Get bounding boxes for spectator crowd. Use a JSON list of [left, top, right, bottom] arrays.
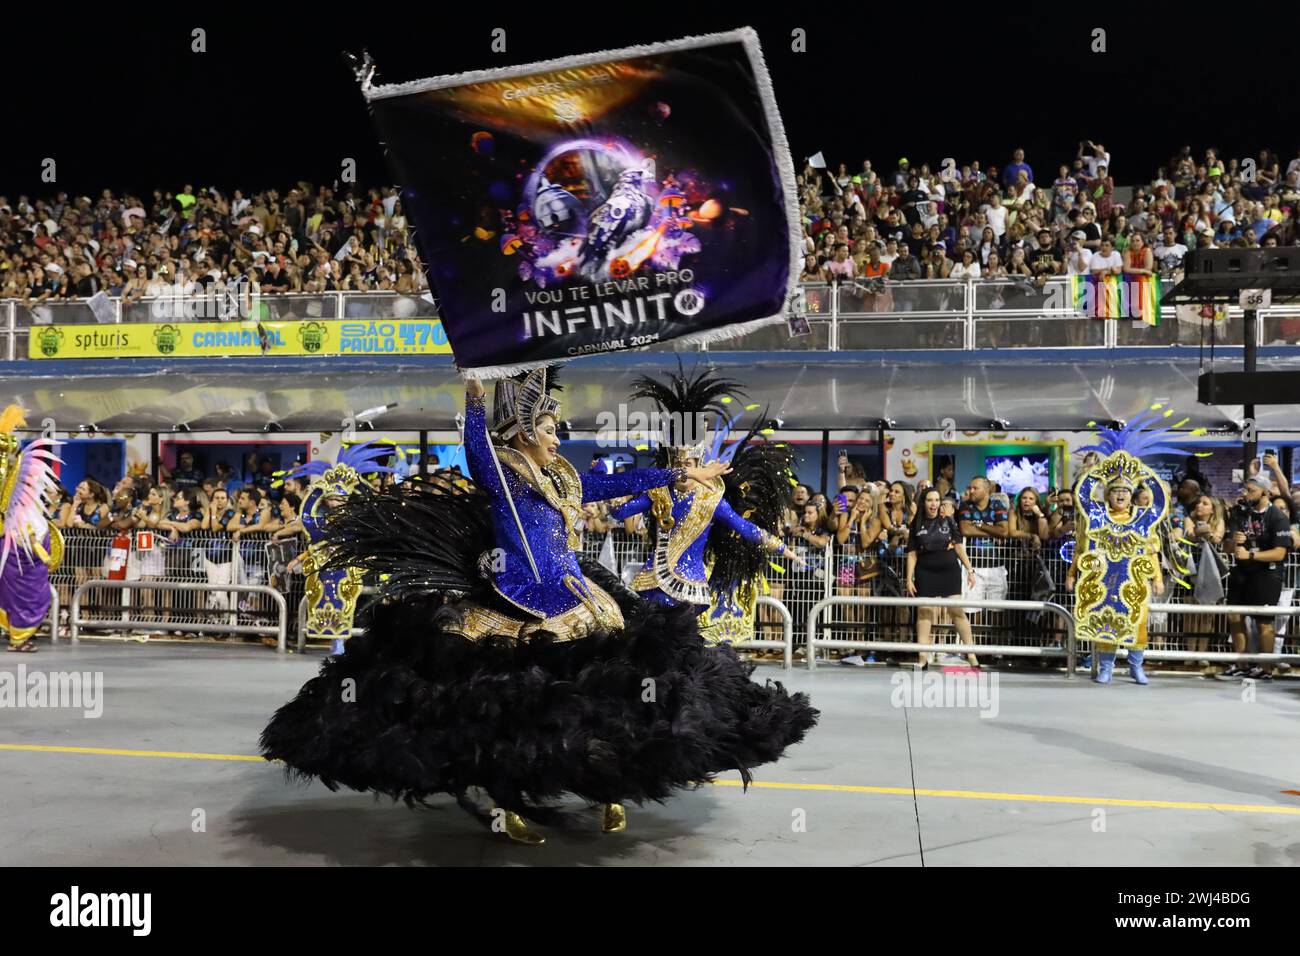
[[577, 448, 1300, 675], [0, 183, 429, 306], [798, 142, 1300, 289], [2, 141, 1297, 310]]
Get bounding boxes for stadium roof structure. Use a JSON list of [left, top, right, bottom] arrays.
[[3, 350, 1300, 435]]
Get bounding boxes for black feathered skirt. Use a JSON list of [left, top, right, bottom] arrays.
[[260, 571, 818, 816]]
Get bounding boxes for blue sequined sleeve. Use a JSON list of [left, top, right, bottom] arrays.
[[462, 395, 503, 498], [580, 467, 683, 504], [714, 497, 768, 545], [610, 494, 652, 521]]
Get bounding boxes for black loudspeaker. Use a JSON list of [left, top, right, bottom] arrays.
[[1184, 247, 1299, 275], [1199, 370, 1300, 405]]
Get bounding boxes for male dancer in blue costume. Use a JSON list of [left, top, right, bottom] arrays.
[[611, 365, 804, 637]]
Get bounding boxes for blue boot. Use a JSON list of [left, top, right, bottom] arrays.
[[1128, 648, 1148, 685], [1093, 652, 1115, 684], [331, 638, 346, 656]]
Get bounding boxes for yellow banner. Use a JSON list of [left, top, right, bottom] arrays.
[[28, 319, 453, 359]]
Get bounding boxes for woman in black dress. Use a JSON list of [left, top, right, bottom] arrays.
[[906, 488, 979, 669]]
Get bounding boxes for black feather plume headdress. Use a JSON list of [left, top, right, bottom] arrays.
[[629, 359, 746, 466]]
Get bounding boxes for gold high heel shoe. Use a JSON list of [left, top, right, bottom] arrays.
[[496, 809, 545, 846], [601, 802, 627, 833]]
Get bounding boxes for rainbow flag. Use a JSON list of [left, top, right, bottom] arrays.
[[1069, 274, 1162, 326]]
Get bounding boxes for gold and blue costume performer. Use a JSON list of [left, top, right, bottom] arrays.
[[610, 365, 802, 644], [262, 367, 817, 845], [1070, 408, 1190, 684], [288, 443, 393, 653]]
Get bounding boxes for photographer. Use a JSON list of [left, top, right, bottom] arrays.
[[1048, 487, 1077, 539], [1222, 476, 1292, 680]]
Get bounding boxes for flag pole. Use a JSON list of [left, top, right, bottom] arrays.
[[466, 380, 542, 584]]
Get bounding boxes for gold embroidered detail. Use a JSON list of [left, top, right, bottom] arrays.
[[562, 574, 622, 631], [698, 579, 759, 644], [664, 478, 723, 573], [45, 525, 64, 573], [447, 581, 625, 642], [638, 479, 724, 605], [444, 602, 533, 641], [649, 486, 675, 531], [1093, 450, 1145, 492], [631, 567, 660, 593], [337, 566, 364, 616], [306, 606, 349, 637], [1077, 605, 1143, 647]]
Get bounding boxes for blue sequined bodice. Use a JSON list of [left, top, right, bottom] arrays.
[[465, 396, 680, 619], [612, 481, 766, 607]]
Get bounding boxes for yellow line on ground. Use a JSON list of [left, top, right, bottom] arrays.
[[0, 743, 263, 762], [709, 779, 1300, 815], [3, 743, 1298, 815]]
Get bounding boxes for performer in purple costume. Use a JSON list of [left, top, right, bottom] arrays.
[[0, 406, 63, 653]]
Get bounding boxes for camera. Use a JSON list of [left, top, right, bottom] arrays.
[[1225, 502, 1255, 544]]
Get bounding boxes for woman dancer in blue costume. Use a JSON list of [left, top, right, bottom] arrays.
[[261, 367, 818, 845], [610, 365, 806, 640]]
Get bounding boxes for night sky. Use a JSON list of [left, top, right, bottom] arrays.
[[2, 9, 1296, 197]]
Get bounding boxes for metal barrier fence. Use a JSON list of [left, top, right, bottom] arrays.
[[35, 525, 1300, 668], [738, 596, 793, 668], [576, 528, 1300, 665], [6, 282, 1300, 359], [51, 527, 301, 646], [805, 595, 1078, 674], [70, 579, 288, 653]]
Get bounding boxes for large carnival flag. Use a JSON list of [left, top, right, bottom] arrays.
[[361, 29, 800, 376]]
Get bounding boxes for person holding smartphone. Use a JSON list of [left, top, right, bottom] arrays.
[[1048, 488, 1078, 539], [834, 486, 876, 666], [837, 449, 867, 488], [1260, 450, 1287, 498]]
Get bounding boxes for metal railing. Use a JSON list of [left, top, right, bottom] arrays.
[[6, 281, 1298, 359], [1133, 603, 1300, 665], [805, 594, 1077, 673], [733, 596, 793, 669], [52, 527, 301, 648], [34, 523, 1300, 670], [45, 585, 60, 643], [70, 579, 288, 653], [577, 528, 1300, 665]]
